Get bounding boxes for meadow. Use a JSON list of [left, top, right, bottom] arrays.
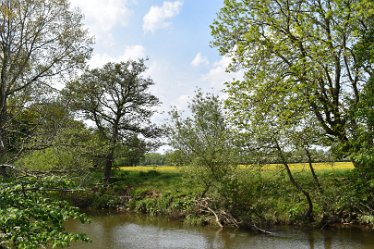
[[120, 162, 354, 173], [114, 161, 368, 227]]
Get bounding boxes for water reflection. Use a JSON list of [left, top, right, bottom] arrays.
[[66, 213, 374, 249]]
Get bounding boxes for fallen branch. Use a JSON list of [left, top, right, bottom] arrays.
[[206, 206, 224, 228], [252, 224, 276, 235], [195, 197, 240, 228]]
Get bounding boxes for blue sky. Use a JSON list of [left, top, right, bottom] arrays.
[[70, 0, 241, 123]]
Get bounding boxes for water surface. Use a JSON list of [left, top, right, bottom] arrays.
[[66, 213, 374, 249]]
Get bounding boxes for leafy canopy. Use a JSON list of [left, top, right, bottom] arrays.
[[0, 175, 89, 249], [211, 0, 374, 165]]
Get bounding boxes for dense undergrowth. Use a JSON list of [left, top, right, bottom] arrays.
[[64, 165, 374, 230]]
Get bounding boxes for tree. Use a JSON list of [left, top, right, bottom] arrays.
[[164, 150, 186, 166], [15, 119, 104, 171], [114, 136, 148, 166], [0, 1, 93, 247], [141, 152, 167, 166], [168, 90, 238, 197], [63, 60, 161, 183], [351, 14, 374, 173], [0, 0, 93, 162], [211, 0, 374, 170]]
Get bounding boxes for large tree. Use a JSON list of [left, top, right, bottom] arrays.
[[211, 0, 374, 170], [0, 1, 93, 247], [64, 60, 161, 183], [0, 0, 93, 162]]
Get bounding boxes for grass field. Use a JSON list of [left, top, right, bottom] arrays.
[[120, 165, 181, 172], [113, 161, 374, 227], [120, 162, 354, 173]]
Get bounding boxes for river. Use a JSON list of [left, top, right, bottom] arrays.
[[66, 213, 374, 249]]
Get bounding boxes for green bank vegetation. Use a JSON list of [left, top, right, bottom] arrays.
[[0, 0, 374, 248], [68, 162, 373, 230]]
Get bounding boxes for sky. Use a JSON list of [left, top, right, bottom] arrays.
[[69, 0, 241, 124]]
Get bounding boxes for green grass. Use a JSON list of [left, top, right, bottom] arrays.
[[114, 169, 201, 196], [120, 165, 182, 173], [110, 169, 203, 218], [93, 162, 371, 228]]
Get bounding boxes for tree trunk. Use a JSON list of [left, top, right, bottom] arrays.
[[0, 96, 8, 162], [275, 140, 314, 221], [0, 40, 10, 163], [304, 148, 323, 194], [103, 123, 120, 184], [104, 151, 114, 185]]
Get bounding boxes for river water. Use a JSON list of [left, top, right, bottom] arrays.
[[66, 213, 374, 249]]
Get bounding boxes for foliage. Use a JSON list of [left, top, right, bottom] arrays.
[[349, 77, 374, 194], [15, 147, 89, 171], [211, 0, 374, 220], [0, 0, 93, 163], [114, 165, 372, 227], [168, 90, 239, 199], [0, 0, 94, 247], [115, 170, 199, 218], [163, 150, 187, 166], [139, 153, 167, 166], [211, 0, 374, 169], [63, 59, 161, 183], [0, 175, 89, 249], [14, 118, 107, 171], [114, 136, 148, 166]]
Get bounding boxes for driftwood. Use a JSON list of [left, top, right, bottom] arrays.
[[195, 197, 240, 228], [251, 224, 277, 235], [194, 197, 276, 235]]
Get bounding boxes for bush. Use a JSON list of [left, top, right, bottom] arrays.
[[15, 148, 91, 171]]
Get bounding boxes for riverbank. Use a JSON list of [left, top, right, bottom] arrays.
[[65, 164, 374, 230]]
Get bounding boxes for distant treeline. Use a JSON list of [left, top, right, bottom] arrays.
[[114, 148, 345, 167]]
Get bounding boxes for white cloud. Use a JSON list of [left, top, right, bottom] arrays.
[[143, 1, 183, 33], [70, 0, 132, 41], [191, 52, 209, 67], [202, 56, 243, 90], [175, 94, 190, 109], [89, 44, 146, 68], [121, 45, 146, 61]]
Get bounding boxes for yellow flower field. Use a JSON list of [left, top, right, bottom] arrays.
[[241, 162, 354, 172], [120, 162, 354, 173]]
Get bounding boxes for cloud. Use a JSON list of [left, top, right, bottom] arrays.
[[70, 0, 132, 41], [121, 45, 146, 61], [89, 44, 146, 68], [202, 56, 243, 90], [143, 1, 183, 33], [191, 52, 209, 67]]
